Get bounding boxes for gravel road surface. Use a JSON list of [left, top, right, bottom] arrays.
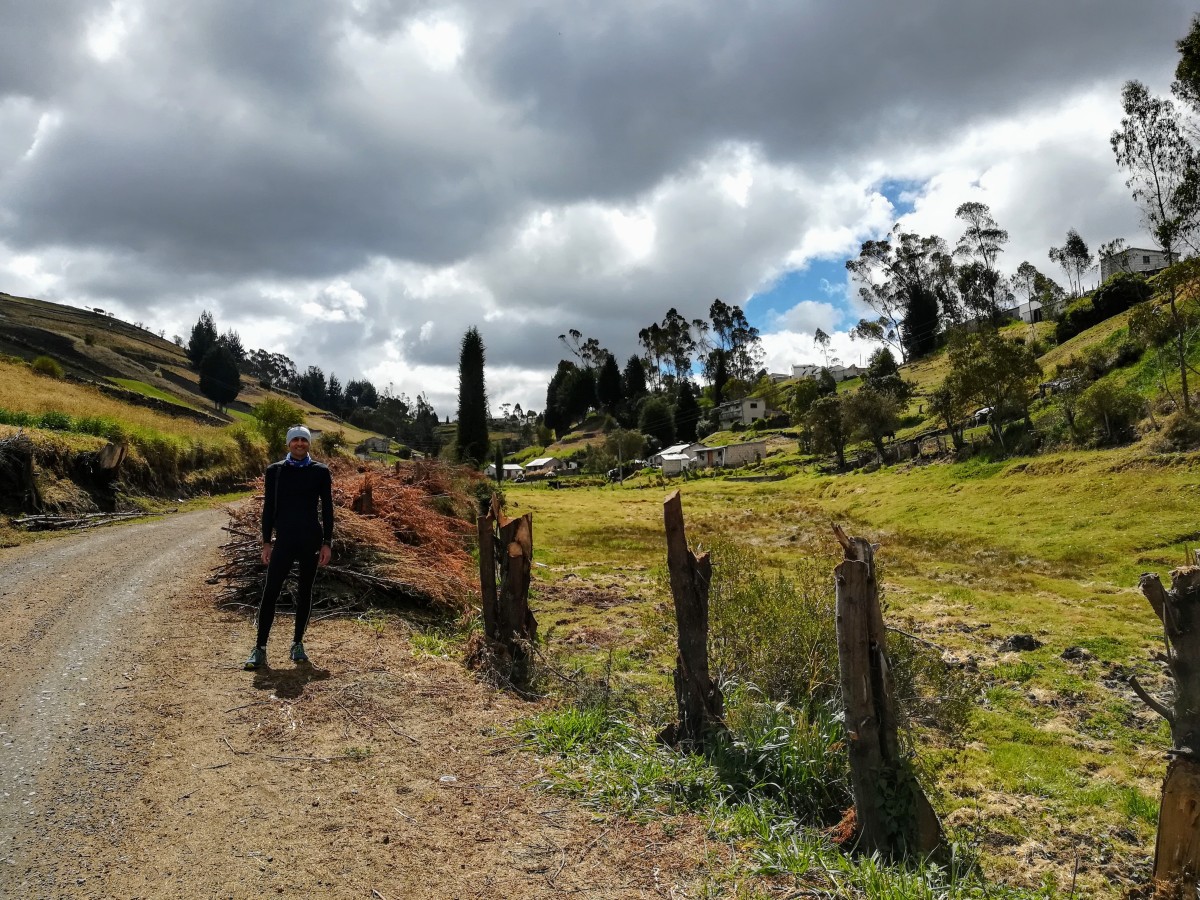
[[0, 509, 225, 896]]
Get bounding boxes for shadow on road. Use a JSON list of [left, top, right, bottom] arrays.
[[251, 663, 331, 698]]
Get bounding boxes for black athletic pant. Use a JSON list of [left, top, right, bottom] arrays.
[[256, 539, 319, 649]]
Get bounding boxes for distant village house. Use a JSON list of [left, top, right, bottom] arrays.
[[485, 463, 526, 479], [689, 439, 766, 469], [1099, 246, 1174, 281], [716, 397, 785, 428], [790, 363, 865, 382], [523, 456, 562, 477]]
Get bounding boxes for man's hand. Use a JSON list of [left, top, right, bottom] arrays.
[[319, 545, 332, 567], [261, 543, 272, 565]]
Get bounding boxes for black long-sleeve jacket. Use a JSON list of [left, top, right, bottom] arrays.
[[261, 460, 334, 547]]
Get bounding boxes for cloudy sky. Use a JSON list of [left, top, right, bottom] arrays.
[[0, 1, 1194, 413]]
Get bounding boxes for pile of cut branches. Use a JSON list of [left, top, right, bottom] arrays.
[[213, 457, 481, 615]]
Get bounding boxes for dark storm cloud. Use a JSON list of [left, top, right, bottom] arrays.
[[470, 0, 1194, 199], [0, 0, 1196, 405], [0, 0, 94, 101]]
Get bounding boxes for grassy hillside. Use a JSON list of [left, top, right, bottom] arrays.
[[0, 293, 393, 532], [0, 291, 375, 443]]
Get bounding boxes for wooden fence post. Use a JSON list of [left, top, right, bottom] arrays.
[[477, 495, 536, 666], [659, 490, 724, 747], [1136, 561, 1200, 891], [833, 524, 943, 859]]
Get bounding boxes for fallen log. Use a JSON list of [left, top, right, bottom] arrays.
[[14, 511, 146, 531]]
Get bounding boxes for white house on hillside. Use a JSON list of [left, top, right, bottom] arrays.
[[690, 439, 766, 469], [648, 443, 704, 466], [524, 456, 562, 476], [716, 397, 781, 427], [790, 363, 865, 382], [1100, 246, 1174, 281]]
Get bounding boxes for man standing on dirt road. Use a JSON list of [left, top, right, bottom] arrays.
[[244, 425, 334, 670]]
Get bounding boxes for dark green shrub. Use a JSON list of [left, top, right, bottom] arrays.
[[31, 356, 64, 378], [1076, 380, 1145, 444], [316, 429, 347, 456], [38, 410, 71, 430], [1111, 338, 1144, 369], [0, 408, 35, 427], [1055, 296, 1100, 344], [1092, 272, 1152, 317], [1155, 411, 1200, 450]]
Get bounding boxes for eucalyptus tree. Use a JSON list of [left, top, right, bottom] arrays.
[[707, 298, 763, 381], [953, 202, 1009, 323], [845, 226, 952, 360], [1048, 229, 1095, 298], [1111, 80, 1199, 412]]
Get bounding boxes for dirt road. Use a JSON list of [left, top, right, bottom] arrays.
[[0, 510, 705, 899]]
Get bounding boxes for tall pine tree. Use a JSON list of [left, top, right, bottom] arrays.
[[187, 310, 219, 368], [456, 327, 490, 466], [596, 353, 623, 414]]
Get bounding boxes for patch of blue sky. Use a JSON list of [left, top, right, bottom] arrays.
[[745, 177, 928, 334], [745, 260, 852, 333], [874, 177, 923, 220]]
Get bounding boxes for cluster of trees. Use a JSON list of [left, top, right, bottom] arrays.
[[1108, 15, 1200, 415], [185, 310, 443, 455], [540, 299, 765, 448], [843, 206, 1099, 366]]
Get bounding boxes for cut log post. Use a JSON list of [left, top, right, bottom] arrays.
[[477, 505, 497, 642], [351, 475, 375, 515], [833, 523, 943, 860], [659, 490, 724, 747], [477, 494, 536, 665], [1137, 566, 1200, 891]]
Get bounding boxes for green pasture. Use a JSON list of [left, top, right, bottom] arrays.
[[502, 444, 1189, 895]]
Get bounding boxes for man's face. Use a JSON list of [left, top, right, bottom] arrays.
[[288, 437, 309, 457]]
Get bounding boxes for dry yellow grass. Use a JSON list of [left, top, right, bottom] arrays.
[[0, 359, 230, 440]]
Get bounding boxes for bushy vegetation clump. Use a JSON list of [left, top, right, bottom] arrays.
[[707, 541, 977, 740], [252, 396, 304, 455], [31, 355, 64, 378]]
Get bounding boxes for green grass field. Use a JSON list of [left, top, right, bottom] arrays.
[[500, 443, 1190, 895]]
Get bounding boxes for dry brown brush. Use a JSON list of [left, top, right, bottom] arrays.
[[213, 457, 482, 615]]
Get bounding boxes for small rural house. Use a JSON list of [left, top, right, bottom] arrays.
[[648, 443, 703, 467], [690, 439, 767, 469], [485, 463, 525, 479], [524, 457, 562, 477], [357, 436, 390, 453], [1100, 246, 1175, 281], [659, 452, 693, 476], [789, 363, 866, 383], [716, 397, 784, 428]]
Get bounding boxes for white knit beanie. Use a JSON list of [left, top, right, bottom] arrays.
[[286, 425, 312, 443]]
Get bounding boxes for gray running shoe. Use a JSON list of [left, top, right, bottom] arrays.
[[289, 641, 308, 663], [244, 647, 266, 670]]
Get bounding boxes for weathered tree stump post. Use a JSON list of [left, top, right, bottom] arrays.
[[659, 490, 724, 747], [833, 523, 943, 859], [477, 495, 536, 666], [351, 474, 375, 515], [1136, 561, 1200, 892]]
